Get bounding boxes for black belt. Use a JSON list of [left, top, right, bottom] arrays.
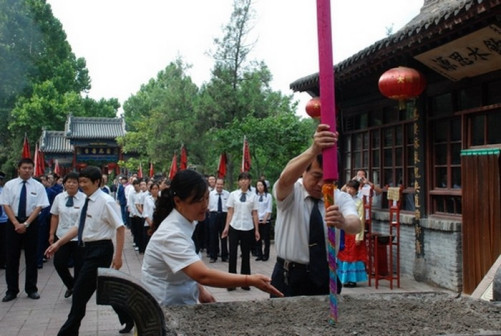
[[78, 239, 112, 247], [209, 211, 225, 214], [277, 257, 309, 271]]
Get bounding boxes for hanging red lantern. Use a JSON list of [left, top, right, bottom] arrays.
[[305, 97, 321, 119], [378, 66, 426, 110]]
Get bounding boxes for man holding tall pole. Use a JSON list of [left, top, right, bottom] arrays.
[[270, 124, 361, 297]]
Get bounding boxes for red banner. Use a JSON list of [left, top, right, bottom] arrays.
[[241, 137, 251, 172], [34, 143, 45, 177], [54, 159, 61, 176], [180, 145, 188, 170], [22, 134, 31, 159], [218, 153, 227, 178], [169, 153, 178, 180], [149, 162, 154, 178], [137, 162, 143, 178]]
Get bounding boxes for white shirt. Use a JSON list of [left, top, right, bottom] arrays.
[[0, 177, 49, 217], [256, 192, 272, 222], [208, 189, 229, 212], [50, 190, 86, 240], [226, 189, 258, 231], [141, 209, 200, 306], [273, 179, 358, 264], [142, 195, 156, 226], [78, 189, 124, 242], [128, 190, 142, 217]]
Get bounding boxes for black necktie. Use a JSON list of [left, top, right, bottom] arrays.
[[240, 192, 246, 202], [308, 198, 329, 288], [18, 181, 27, 219], [217, 194, 222, 212], [78, 198, 90, 246], [259, 194, 263, 202], [66, 195, 74, 207]]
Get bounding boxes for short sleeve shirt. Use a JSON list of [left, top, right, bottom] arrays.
[[50, 190, 86, 240], [0, 177, 49, 217], [79, 189, 124, 242], [141, 209, 200, 306], [273, 179, 358, 264], [226, 189, 258, 231]]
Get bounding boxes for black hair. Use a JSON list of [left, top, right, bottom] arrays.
[[238, 172, 251, 180], [78, 166, 102, 184], [306, 154, 323, 171], [151, 169, 208, 233], [63, 172, 80, 184], [18, 158, 34, 168], [256, 179, 268, 195], [149, 181, 160, 191], [346, 179, 360, 190]]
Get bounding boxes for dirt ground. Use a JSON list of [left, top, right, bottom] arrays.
[[163, 293, 501, 335]]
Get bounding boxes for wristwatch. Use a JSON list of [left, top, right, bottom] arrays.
[[23, 222, 30, 228]]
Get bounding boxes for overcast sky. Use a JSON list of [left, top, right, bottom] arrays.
[[46, 0, 424, 117]]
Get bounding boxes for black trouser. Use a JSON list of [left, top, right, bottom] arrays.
[[54, 240, 82, 291], [5, 218, 38, 295], [208, 212, 228, 260], [192, 215, 208, 254], [58, 240, 132, 335], [255, 221, 271, 259], [270, 257, 342, 298], [0, 222, 6, 267], [228, 226, 254, 275], [130, 216, 144, 252]]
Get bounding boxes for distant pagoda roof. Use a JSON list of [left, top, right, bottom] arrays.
[[65, 115, 126, 139], [39, 130, 73, 154], [290, 0, 500, 94]]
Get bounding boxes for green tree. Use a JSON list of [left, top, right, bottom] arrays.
[[120, 59, 200, 174], [0, 0, 118, 173]]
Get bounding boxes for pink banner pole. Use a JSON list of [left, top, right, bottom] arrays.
[[316, 0, 338, 324]]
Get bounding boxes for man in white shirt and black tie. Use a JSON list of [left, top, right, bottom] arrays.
[[207, 178, 230, 263]]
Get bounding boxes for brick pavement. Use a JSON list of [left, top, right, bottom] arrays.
[[0, 228, 444, 335]]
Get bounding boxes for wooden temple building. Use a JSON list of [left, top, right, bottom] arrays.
[[39, 115, 126, 176], [291, 0, 500, 293]]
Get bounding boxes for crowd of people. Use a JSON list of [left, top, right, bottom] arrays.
[[0, 123, 386, 334]]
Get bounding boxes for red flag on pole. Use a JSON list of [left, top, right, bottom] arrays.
[[54, 159, 61, 176], [169, 153, 178, 180], [218, 153, 227, 178], [241, 136, 251, 172], [149, 162, 154, 178], [137, 162, 143, 178], [180, 145, 188, 170], [22, 133, 31, 159], [34, 143, 44, 177]]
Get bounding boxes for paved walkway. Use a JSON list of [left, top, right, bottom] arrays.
[[0, 229, 445, 335]]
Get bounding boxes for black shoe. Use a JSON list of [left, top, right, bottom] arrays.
[[221, 258, 228, 262], [227, 287, 236, 291], [209, 258, 216, 263], [262, 257, 269, 261], [241, 286, 251, 291], [255, 257, 263, 261], [27, 292, 40, 300], [64, 289, 73, 298], [2, 293, 16, 302], [119, 321, 134, 334]]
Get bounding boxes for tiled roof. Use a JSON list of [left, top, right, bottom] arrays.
[[39, 130, 73, 153], [65, 115, 126, 139], [290, 0, 500, 92]]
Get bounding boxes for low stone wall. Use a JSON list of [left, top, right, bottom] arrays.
[[372, 211, 463, 292]]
